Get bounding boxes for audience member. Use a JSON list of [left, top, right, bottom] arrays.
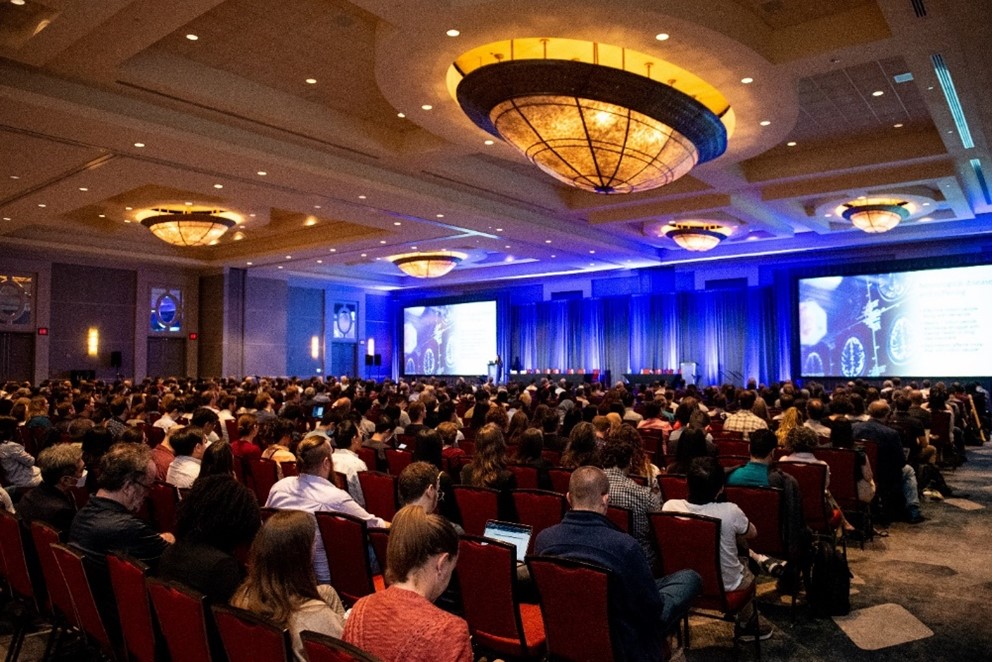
[[165, 426, 206, 489], [16, 442, 83, 536]]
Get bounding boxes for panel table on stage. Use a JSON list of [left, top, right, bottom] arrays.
[[623, 372, 678, 386], [509, 371, 610, 386]]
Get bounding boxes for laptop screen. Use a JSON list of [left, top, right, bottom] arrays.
[[483, 519, 533, 563]]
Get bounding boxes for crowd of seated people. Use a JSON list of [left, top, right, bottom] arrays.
[[0, 372, 986, 659]]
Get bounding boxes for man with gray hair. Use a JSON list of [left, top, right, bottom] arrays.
[[17, 442, 85, 536]]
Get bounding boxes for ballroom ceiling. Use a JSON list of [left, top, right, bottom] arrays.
[[1, 0, 990, 288]]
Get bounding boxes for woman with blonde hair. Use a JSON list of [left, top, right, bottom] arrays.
[[230, 510, 345, 661], [775, 407, 803, 447], [343, 505, 471, 661]]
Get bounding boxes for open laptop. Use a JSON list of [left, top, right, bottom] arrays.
[[483, 519, 533, 564]]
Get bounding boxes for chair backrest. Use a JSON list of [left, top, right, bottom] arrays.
[[638, 429, 663, 454], [856, 439, 879, 477], [300, 630, 384, 662], [368, 527, 390, 584], [458, 536, 544, 657], [68, 485, 91, 510], [147, 481, 180, 533], [0, 510, 34, 604], [29, 521, 75, 626], [717, 455, 750, 470], [248, 457, 280, 504], [510, 489, 566, 552], [507, 464, 540, 489], [357, 446, 377, 469], [281, 461, 299, 478], [649, 512, 731, 613], [813, 448, 859, 509], [384, 448, 413, 475], [657, 473, 688, 502], [145, 577, 213, 662], [605, 505, 633, 533], [107, 553, 157, 662], [459, 439, 476, 455], [929, 409, 952, 447], [146, 426, 166, 448], [546, 468, 574, 495], [314, 512, 375, 605], [50, 542, 114, 653], [395, 434, 417, 453], [527, 555, 613, 662], [717, 440, 750, 457], [225, 419, 240, 443], [212, 603, 291, 662], [452, 485, 500, 536], [723, 485, 785, 557], [540, 449, 562, 466], [777, 461, 830, 532], [357, 471, 398, 521]]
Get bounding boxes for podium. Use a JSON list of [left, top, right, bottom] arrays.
[[487, 361, 500, 383], [680, 361, 698, 386]]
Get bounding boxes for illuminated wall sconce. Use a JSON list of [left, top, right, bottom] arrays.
[[310, 335, 320, 360], [367, 338, 375, 357], [87, 327, 99, 357]]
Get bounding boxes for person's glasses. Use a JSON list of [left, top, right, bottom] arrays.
[[131, 477, 154, 492]]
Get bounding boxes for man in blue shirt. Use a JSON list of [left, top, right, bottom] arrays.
[[534, 466, 701, 661]]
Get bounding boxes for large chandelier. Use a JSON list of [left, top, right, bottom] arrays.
[[137, 208, 238, 247], [665, 222, 731, 252], [842, 200, 910, 234], [388, 251, 467, 278], [453, 38, 731, 195]]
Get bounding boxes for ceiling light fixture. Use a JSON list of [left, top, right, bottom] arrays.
[[454, 37, 730, 194], [655, 33, 669, 41], [741, 77, 754, 84], [446, 29, 460, 37], [388, 251, 467, 278], [137, 207, 239, 247], [665, 221, 732, 252], [305, 78, 317, 84], [842, 199, 910, 234], [185, 34, 198, 41]]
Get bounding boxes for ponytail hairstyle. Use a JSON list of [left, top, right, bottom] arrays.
[[385, 505, 459, 585]]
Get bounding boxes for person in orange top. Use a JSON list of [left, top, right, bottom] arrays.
[[343, 505, 472, 662]]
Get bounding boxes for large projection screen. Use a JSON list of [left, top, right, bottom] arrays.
[[798, 264, 992, 378], [402, 301, 497, 375]]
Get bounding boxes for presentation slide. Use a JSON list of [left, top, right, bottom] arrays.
[[403, 301, 497, 375], [798, 264, 992, 378]]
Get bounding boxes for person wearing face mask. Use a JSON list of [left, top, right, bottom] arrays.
[[16, 442, 85, 538]]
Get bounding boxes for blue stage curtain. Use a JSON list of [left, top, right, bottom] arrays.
[[601, 296, 630, 378], [510, 302, 537, 372], [535, 300, 568, 372]]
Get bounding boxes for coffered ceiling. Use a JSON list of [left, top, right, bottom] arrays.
[[1, 0, 990, 288]]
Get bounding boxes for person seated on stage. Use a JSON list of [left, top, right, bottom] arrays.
[[265, 434, 389, 584], [343, 505, 472, 662], [853, 401, 924, 524], [16, 442, 84, 536], [663, 457, 773, 642], [159, 474, 260, 603], [536, 466, 702, 659], [231, 510, 346, 662], [165, 426, 207, 489], [722, 390, 769, 440]]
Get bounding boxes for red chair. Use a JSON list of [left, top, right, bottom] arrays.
[[658, 473, 688, 502], [395, 434, 417, 452], [314, 512, 384, 605], [452, 485, 500, 536], [247, 457, 280, 504], [717, 455, 750, 470], [368, 527, 390, 586], [147, 481, 180, 534], [928, 409, 953, 464], [527, 555, 614, 662], [815, 447, 871, 547], [459, 439, 476, 456], [639, 429, 663, 455], [225, 419, 240, 443], [856, 439, 879, 479], [107, 553, 157, 662], [212, 604, 291, 662], [723, 486, 785, 558], [510, 489, 566, 552], [357, 446, 377, 469], [145, 577, 214, 662], [546, 468, 574, 495], [281, 461, 299, 478], [606, 505, 633, 533], [300, 630, 384, 662], [777, 461, 838, 543], [507, 464, 540, 489], [0, 511, 41, 662], [384, 448, 413, 475], [457, 536, 546, 659], [146, 425, 166, 448], [540, 449, 562, 466], [50, 543, 122, 660], [649, 512, 761, 656], [29, 521, 77, 658], [358, 471, 398, 520], [717, 440, 750, 457], [68, 485, 91, 510]]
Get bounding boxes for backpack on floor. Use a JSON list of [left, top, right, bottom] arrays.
[[807, 541, 851, 617]]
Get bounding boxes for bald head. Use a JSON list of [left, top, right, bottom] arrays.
[[868, 400, 890, 420], [567, 466, 610, 513]]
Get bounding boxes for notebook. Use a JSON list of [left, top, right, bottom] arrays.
[[483, 519, 533, 563]]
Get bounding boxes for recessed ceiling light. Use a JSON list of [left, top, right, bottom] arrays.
[[184, 201, 192, 206], [786, 141, 797, 147], [246, 262, 253, 266], [421, 104, 433, 111], [213, 184, 223, 189], [375, 257, 381, 261], [358, 195, 367, 200], [589, 263, 595, 266], [133, 142, 145, 147], [741, 77, 754, 84], [98, 214, 105, 218], [496, 228, 503, 232], [379, 240, 386, 244], [655, 33, 670, 41], [314, 205, 321, 209], [871, 90, 884, 97], [436, 213, 444, 218], [411, 246, 417, 250], [249, 213, 256, 217], [257, 171, 267, 176], [317, 259, 323, 264], [893, 123, 904, 128], [11, 0, 26, 5], [285, 255, 291, 259], [305, 78, 317, 84], [759, 120, 771, 126], [446, 29, 460, 37], [393, 221, 402, 226], [78, 187, 88, 191], [2, 217, 10, 221], [397, 113, 405, 118], [551, 254, 556, 258], [185, 34, 198, 41], [484, 139, 495, 146], [125, 206, 133, 210], [360, 253, 367, 257], [329, 248, 336, 252], [589, 250, 596, 254], [277, 265, 283, 269], [545, 239, 552, 243], [37, 203, 46, 208], [304, 218, 317, 227], [124, 219, 131, 223], [9, 175, 19, 179], [505, 245, 511, 249]]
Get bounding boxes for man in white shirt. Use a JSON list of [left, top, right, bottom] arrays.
[[331, 421, 369, 507], [165, 426, 206, 489], [266, 434, 389, 583]]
